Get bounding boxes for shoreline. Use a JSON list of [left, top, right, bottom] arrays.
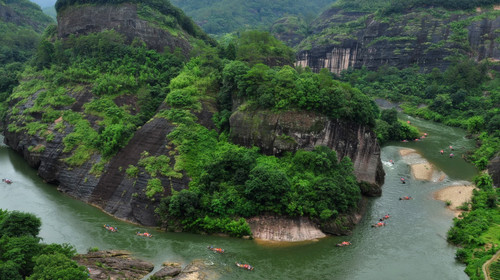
[[433, 185, 476, 217]]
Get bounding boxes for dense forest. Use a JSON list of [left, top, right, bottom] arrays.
[[0, 209, 88, 279], [170, 0, 335, 35], [0, 0, 53, 123]]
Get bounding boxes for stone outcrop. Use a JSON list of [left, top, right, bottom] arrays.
[[74, 250, 154, 280], [57, 3, 192, 54], [2, 87, 187, 226], [488, 156, 500, 188], [296, 7, 500, 74], [247, 215, 326, 242], [229, 110, 384, 196]]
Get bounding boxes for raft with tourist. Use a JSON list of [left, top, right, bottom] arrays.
[[372, 221, 386, 228], [2, 178, 12, 184], [236, 262, 254, 271], [207, 245, 225, 253], [136, 232, 152, 237], [104, 224, 117, 232], [336, 241, 352, 247]]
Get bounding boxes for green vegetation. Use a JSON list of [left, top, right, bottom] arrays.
[[341, 61, 500, 165], [151, 33, 381, 236], [0, 0, 53, 124], [340, 56, 499, 279], [7, 29, 186, 163], [218, 63, 377, 128], [447, 174, 499, 280], [333, 0, 500, 13], [170, 0, 334, 35], [0, 209, 88, 280]]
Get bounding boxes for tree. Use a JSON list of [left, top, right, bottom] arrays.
[[27, 253, 88, 280], [244, 163, 290, 213], [0, 211, 41, 238]]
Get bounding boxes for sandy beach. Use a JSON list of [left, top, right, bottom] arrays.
[[399, 148, 439, 181], [434, 185, 476, 217], [411, 163, 434, 180]]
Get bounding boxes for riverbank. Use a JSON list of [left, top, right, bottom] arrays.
[[433, 185, 476, 217]]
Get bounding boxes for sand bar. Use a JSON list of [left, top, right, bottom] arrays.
[[434, 185, 476, 217]]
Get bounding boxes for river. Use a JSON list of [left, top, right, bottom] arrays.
[[0, 115, 477, 280]]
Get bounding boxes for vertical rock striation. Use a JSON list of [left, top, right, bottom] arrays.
[[229, 110, 384, 196], [296, 8, 500, 74], [57, 3, 192, 54]]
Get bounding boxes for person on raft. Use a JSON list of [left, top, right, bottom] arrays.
[[399, 196, 413, 200], [379, 214, 390, 221], [440, 149, 444, 155], [400, 177, 406, 184], [372, 221, 386, 227], [337, 241, 351, 246], [136, 232, 152, 237], [449, 153, 454, 158], [2, 178, 12, 184], [236, 262, 254, 270], [449, 145, 454, 151], [104, 224, 117, 232], [207, 245, 225, 253]]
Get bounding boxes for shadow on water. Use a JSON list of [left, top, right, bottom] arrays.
[[0, 116, 476, 279]]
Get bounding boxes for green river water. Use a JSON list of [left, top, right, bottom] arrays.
[[0, 115, 477, 280]]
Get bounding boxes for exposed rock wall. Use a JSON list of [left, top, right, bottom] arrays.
[[247, 215, 326, 242], [2, 87, 187, 226], [229, 110, 384, 196], [57, 3, 191, 54], [296, 8, 500, 74], [488, 156, 500, 188]]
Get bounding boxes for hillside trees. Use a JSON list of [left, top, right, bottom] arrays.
[[0, 210, 87, 280], [155, 53, 369, 236]]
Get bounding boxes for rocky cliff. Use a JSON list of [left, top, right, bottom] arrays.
[[229, 109, 384, 196], [488, 156, 500, 188], [3, 86, 191, 226], [57, 3, 192, 54], [296, 7, 500, 74]]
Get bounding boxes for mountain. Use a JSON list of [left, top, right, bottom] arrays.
[[295, 0, 500, 74], [170, 0, 335, 35], [2, 0, 384, 239], [0, 0, 54, 123]]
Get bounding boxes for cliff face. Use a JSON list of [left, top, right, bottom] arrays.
[[229, 109, 384, 196], [3, 87, 190, 226], [57, 3, 191, 54], [296, 7, 500, 74]]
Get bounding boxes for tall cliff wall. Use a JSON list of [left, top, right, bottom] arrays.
[[296, 7, 500, 74], [2, 87, 191, 226], [229, 110, 385, 196], [57, 3, 191, 54]]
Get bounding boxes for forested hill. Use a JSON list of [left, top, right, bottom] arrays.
[[170, 0, 335, 35], [1, 0, 53, 32], [0, 0, 53, 123], [1, 0, 390, 238]]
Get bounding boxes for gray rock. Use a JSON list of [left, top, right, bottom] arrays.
[[296, 7, 500, 74], [229, 109, 384, 196]]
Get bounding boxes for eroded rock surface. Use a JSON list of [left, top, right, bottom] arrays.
[[74, 250, 154, 280], [230, 110, 384, 196]]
